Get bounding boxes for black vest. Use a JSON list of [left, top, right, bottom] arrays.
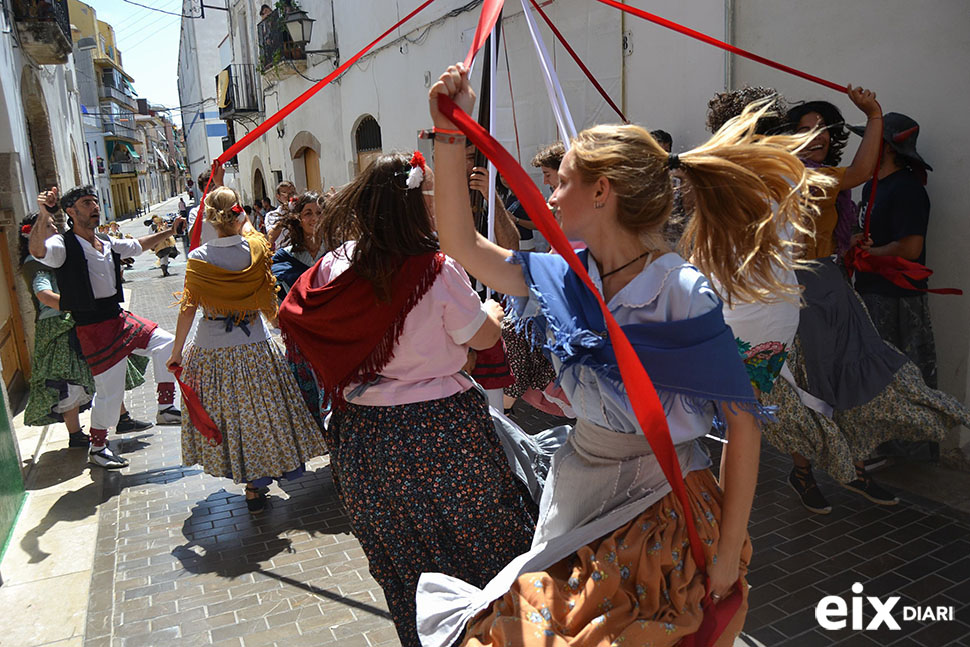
[[54, 231, 124, 325]]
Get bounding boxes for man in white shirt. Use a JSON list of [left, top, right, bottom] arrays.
[[29, 186, 186, 469]]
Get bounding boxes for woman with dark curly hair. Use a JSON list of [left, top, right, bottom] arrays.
[[270, 191, 326, 299], [787, 91, 882, 257]]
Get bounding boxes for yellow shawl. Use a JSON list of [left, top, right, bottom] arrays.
[[178, 232, 279, 321]]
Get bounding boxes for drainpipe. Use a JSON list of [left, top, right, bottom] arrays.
[[620, 2, 627, 116], [723, 0, 734, 91]]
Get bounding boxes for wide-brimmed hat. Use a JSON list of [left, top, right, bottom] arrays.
[[848, 112, 932, 171]]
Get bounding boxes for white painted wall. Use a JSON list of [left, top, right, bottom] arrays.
[[0, 20, 90, 210], [177, 0, 230, 193]]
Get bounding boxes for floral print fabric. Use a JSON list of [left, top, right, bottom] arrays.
[[25, 314, 148, 426], [180, 338, 327, 483], [462, 469, 750, 647], [328, 389, 538, 647], [760, 336, 970, 482]]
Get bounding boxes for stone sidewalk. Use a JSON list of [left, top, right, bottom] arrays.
[[8, 210, 970, 646]]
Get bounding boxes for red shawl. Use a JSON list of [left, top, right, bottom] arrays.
[[279, 251, 445, 407]]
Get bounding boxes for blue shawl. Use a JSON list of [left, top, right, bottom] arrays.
[[271, 247, 311, 300], [511, 251, 770, 428]]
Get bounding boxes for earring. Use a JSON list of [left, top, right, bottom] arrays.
[[593, 201, 604, 209]]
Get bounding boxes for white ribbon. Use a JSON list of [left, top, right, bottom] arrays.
[[519, 0, 577, 148], [485, 22, 499, 299]]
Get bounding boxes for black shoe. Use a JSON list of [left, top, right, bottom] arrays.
[[245, 486, 267, 514], [844, 467, 899, 506], [68, 430, 90, 448], [117, 413, 153, 433], [788, 465, 832, 514], [88, 444, 129, 469]]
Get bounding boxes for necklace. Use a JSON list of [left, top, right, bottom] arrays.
[[594, 250, 653, 279]]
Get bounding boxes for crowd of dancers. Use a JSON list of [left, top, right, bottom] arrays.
[[18, 60, 969, 647]]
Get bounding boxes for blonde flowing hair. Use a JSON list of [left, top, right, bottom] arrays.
[[569, 101, 834, 306]]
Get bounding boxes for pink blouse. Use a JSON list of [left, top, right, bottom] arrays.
[[314, 242, 487, 406]]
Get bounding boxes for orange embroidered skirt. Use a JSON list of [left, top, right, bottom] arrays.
[[462, 468, 752, 646]]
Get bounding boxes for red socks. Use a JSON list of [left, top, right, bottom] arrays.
[[157, 382, 176, 406]]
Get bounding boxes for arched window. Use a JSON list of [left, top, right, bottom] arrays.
[[355, 116, 382, 152], [354, 116, 382, 174]]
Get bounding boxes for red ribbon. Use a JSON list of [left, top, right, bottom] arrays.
[[844, 247, 962, 295], [191, 0, 441, 249], [595, 0, 847, 94], [171, 365, 222, 445], [463, 0, 505, 67], [528, 0, 628, 123]]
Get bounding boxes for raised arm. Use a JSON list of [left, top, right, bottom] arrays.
[[840, 85, 883, 190], [29, 189, 60, 259], [429, 64, 528, 297]]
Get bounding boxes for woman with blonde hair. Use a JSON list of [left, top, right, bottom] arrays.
[[168, 186, 326, 514], [416, 63, 828, 647]]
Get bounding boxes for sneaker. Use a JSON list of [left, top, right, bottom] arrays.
[[117, 413, 153, 433], [844, 476, 899, 506], [89, 445, 129, 469], [156, 406, 181, 425], [788, 466, 832, 514], [68, 430, 90, 448]]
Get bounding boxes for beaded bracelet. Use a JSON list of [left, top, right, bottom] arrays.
[[433, 127, 465, 145]]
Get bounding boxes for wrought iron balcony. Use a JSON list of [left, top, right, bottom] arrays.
[[216, 64, 261, 118], [11, 0, 72, 64], [257, 7, 306, 76], [110, 162, 136, 175]]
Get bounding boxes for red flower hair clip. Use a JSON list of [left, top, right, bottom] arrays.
[[231, 204, 244, 215], [405, 150, 427, 189], [20, 224, 32, 235]]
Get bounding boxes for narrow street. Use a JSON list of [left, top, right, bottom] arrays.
[[0, 198, 966, 647], [82, 206, 970, 646]]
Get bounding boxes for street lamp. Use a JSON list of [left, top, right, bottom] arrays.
[[282, 5, 339, 62], [283, 8, 314, 44]]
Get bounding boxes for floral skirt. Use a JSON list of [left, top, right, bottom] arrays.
[[24, 315, 149, 426], [760, 338, 970, 482], [180, 339, 327, 484], [860, 292, 938, 388], [328, 389, 539, 647], [462, 469, 750, 647]]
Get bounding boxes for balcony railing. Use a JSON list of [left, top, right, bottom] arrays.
[[98, 83, 136, 108], [102, 119, 137, 141], [257, 7, 306, 74], [110, 162, 136, 175], [11, 0, 71, 64], [217, 64, 261, 118]]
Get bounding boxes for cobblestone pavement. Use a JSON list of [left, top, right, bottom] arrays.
[[82, 215, 970, 647]]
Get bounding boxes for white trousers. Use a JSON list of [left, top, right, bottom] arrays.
[[90, 327, 175, 430]]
